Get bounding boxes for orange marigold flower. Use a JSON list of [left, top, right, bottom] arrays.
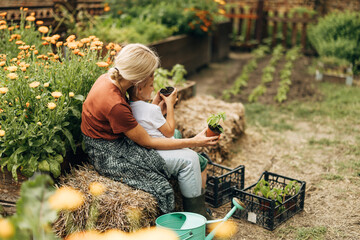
[[0, 87, 8, 94], [110, 50, 116, 56], [25, 25, 31, 29], [200, 25, 208, 32], [38, 26, 49, 34], [69, 92, 75, 97], [0, 61, 5, 67], [66, 35, 76, 42], [25, 102, 30, 108], [0, 20, 6, 25], [36, 20, 44, 25], [7, 66, 17, 72], [25, 16, 36, 21], [15, 40, 24, 45], [77, 52, 85, 57], [114, 44, 122, 51], [8, 26, 14, 31], [80, 38, 91, 44], [0, 25, 7, 30], [42, 41, 49, 46], [33, 50, 39, 55], [56, 41, 63, 47], [49, 186, 85, 211], [47, 102, 56, 110], [7, 73, 18, 80], [218, 9, 226, 15], [35, 95, 41, 99], [67, 42, 77, 49], [44, 82, 49, 87], [21, 66, 26, 72], [24, 76, 29, 79], [51, 91, 62, 98], [0, 12, 7, 17], [73, 49, 80, 55], [104, 6, 110, 12], [96, 62, 109, 67], [29, 81, 40, 88]]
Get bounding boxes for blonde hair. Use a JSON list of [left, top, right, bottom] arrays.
[[108, 43, 159, 86]]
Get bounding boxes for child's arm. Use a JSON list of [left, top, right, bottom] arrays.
[[158, 89, 177, 138]]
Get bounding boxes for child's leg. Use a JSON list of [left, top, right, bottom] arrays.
[[157, 148, 202, 198]]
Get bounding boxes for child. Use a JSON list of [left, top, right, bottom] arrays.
[[128, 75, 209, 191]]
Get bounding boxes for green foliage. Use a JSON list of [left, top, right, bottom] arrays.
[[3, 174, 59, 240], [248, 84, 266, 103], [307, 11, 360, 71], [0, 17, 109, 180], [206, 112, 226, 133], [154, 64, 187, 92]]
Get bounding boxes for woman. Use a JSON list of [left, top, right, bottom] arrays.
[[81, 43, 218, 217]]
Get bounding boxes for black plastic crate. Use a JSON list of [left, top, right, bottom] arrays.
[[205, 160, 245, 208], [232, 171, 306, 230]]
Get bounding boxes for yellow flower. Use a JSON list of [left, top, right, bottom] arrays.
[[44, 82, 49, 87], [38, 26, 49, 34], [0, 130, 5, 137], [7, 66, 17, 72], [35, 95, 41, 99], [49, 186, 85, 211], [47, 102, 56, 110], [89, 182, 106, 196], [0, 87, 8, 94], [21, 66, 26, 72], [51, 91, 62, 98], [0, 61, 5, 67], [29, 81, 40, 88], [25, 15, 36, 21], [218, 9, 226, 15], [65, 230, 101, 240], [37, 122, 42, 126], [69, 92, 75, 97], [7, 73, 18, 80], [0, 218, 14, 238], [56, 41, 63, 47], [36, 20, 43, 25], [131, 227, 178, 240], [96, 62, 109, 67]]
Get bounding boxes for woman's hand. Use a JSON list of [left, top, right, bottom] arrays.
[[192, 128, 219, 147]]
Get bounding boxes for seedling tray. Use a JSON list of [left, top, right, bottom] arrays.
[[232, 171, 306, 230], [205, 160, 245, 208]]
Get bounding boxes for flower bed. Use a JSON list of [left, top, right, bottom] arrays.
[[0, 13, 115, 180]]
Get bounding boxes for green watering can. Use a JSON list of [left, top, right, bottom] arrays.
[[156, 198, 245, 240]]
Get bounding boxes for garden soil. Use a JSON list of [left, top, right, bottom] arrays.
[[191, 52, 360, 239]]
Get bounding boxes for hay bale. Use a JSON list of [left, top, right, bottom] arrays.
[[174, 95, 245, 163], [53, 164, 159, 237]]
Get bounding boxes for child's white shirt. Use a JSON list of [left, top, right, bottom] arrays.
[[130, 100, 167, 138]]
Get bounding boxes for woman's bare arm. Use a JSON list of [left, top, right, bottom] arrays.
[[124, 124, 218, 150]]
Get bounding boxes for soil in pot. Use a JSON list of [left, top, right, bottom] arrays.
[[206, 124, 223, 137], [160, 86, 174, 96]]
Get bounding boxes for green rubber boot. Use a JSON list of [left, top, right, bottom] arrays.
[[182, 190, 213, 220]]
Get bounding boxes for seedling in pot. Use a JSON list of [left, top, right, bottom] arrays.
[[206, 112, 226, 137], [160, 86, 175, 97]]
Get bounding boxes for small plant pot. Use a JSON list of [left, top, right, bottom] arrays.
[[206, 124, 223, 137], [160, 86, 174, 96]]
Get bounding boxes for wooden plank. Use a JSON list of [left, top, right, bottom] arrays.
[[266, 16, 314, 24], [255, 0, 265, 43], [0, 0, 53, 8], [271, 11, 278, 47], [238, 7, 244, 36], [301, 13, 309, 51], [291, 12, 298, 46], [225, 13, 258, 19], [245, 8, 254, 42], [282, 12, 288, 48], [229, 7, 235, 29]]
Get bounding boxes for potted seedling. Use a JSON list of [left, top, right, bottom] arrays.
[[160, 86, 175, 96], [253, 179, 284, 214], [282, 180, 301, 212], [206, 112, 226, 137]]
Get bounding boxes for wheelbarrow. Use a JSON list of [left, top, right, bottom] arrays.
[[156, 198, 245, 240]]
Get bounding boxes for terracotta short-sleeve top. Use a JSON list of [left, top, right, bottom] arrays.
[[81, 74, 138, 140]]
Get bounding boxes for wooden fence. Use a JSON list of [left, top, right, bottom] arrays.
[[0, 0, 104, 26], [227, 1, 317, 52]]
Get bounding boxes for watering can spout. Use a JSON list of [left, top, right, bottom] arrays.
[[205, 198, 245, 240]]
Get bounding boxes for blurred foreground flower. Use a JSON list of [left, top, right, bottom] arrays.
[[49, 186, 85, 211], [89, 182, 106, 196], [65, 230, 101, 240], [131, 227, 178, 240], [0, 218, 15, 239], [0, 130, 5, 137], [7, 73, 18, 80], [207, 220, 238, 239]]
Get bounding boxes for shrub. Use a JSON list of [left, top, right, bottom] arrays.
[[307, 11, 360, 71]]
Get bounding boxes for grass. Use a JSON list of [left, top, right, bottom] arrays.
[[296, 226, 327, 240]]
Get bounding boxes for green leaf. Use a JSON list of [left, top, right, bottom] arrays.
[[38, 160, 50, 172], [69, 107, 81, 119], [49, 159, 61, 178], [62, 128, 76, 153], [74, 94, 84, 102], [44, 146, 54, 154]]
